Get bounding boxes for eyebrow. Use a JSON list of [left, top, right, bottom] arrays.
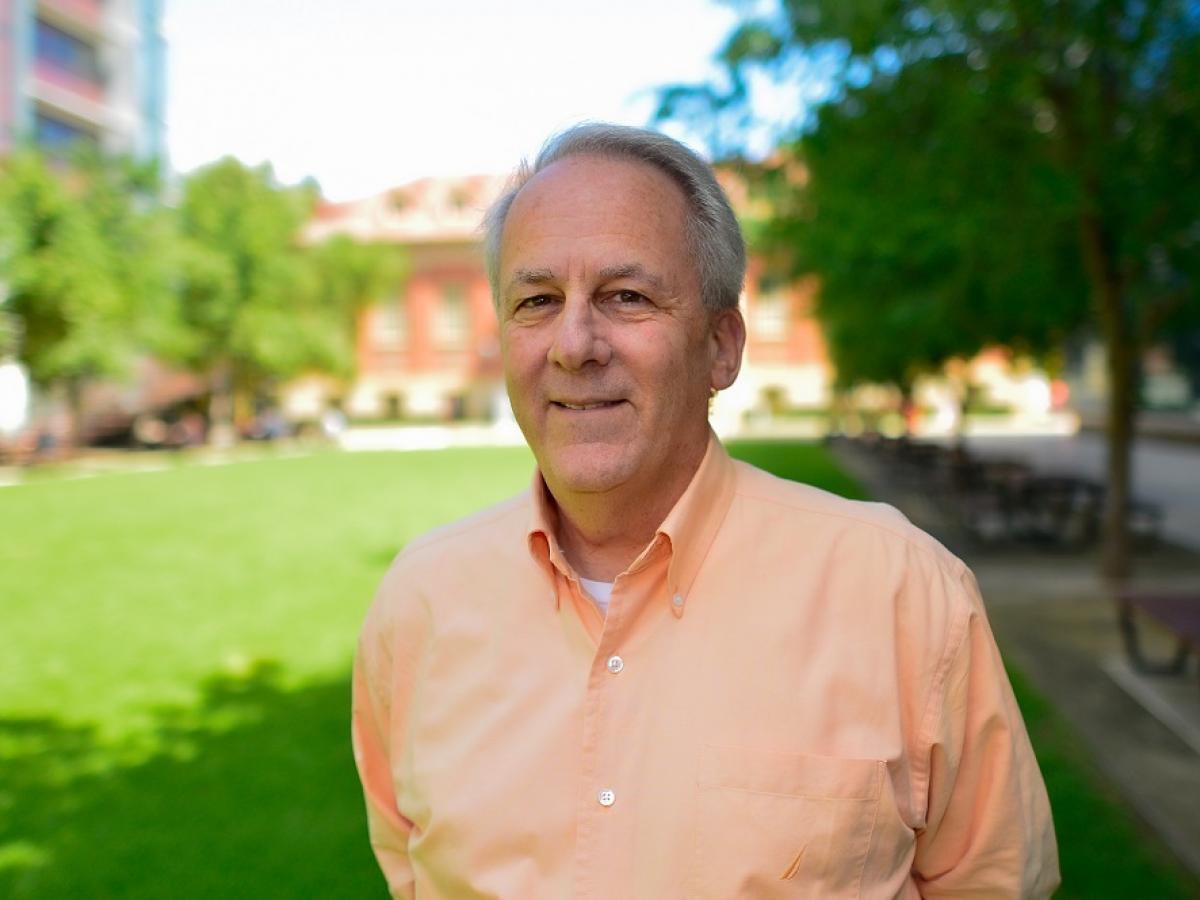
[[596, 263, 666, 292], [507, 268, 556, 292], [504, 263, 666, 294]]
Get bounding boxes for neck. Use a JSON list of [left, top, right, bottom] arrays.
[[546, 437, 708, 581], [553, 501, 660, 581]]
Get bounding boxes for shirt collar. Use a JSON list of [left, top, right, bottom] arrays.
[[525, 430, 737, 616]]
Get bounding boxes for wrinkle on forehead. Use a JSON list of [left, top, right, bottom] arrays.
[[502, 156, 690, 244], [498, 155, 699, 304], [506, 263, 668, 295]]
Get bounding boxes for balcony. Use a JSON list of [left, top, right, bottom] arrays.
[[30, 61, 106, 129], [36, 0, 104, 36], [33, 58, 103, 103]]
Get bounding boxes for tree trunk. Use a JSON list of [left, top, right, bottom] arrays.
[[1080, 213, 1136, 582], [208, 361, 237, 447], [899, 383, 917, 437], [63, 376, 85, 450], [1101, 323, 1136, 582], [944, 361, 969, 450]]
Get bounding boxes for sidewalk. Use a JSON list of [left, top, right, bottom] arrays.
[[1083, 409, 1200, 446], [833, 442, 1200, 879]]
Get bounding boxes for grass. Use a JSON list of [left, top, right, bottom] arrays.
[[1, 441, 1196, 897], [1007, 665, 1200, 899], [726, 439, 869, 500], [0, 446, 535, 899]]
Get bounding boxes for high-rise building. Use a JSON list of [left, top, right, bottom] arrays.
[[0, 0, 165, 160]]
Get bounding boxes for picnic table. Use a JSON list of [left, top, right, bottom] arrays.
[[1118, 591, 1200, 689]]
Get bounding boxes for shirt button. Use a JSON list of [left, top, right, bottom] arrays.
[[597, 789, 616, 807], [672, 593, 685, 608], [606, 655, 624, 674]]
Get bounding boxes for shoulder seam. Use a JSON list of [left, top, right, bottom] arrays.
[[400, 492, 530, 558], [732, 483, 967, 580]]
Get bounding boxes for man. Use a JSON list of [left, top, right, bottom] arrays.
[[352, 124, 1059, 898]]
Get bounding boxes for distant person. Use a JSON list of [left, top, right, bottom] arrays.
[[320, 405, 347, 441], [133, 414, 169, 448], [352, 124, 1059, 898]]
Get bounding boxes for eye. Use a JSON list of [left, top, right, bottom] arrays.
[[515, 294, 556, 312], [612, 289, 650, 305]]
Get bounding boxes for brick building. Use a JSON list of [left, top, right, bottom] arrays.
[[297, 173, 830, 428]]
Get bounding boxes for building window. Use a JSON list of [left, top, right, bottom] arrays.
[[753, 291, 789, 341], [373, 298, 407, 348], [35, 19, 103, 86], [34, 112, 98, 150], [434, 284, 469, 348]]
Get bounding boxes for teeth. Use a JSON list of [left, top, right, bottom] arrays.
[[560, 401, 615, 410]]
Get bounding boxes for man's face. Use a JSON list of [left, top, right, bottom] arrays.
[[498, 154, 743, 501]]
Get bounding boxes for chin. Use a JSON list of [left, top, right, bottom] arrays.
[[542, 446, 637, 496]]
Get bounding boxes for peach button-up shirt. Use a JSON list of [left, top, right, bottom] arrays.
[[352, 436, 1059, 898]]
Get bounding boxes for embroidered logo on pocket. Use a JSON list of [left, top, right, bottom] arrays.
[[779, 846, 805, 881]]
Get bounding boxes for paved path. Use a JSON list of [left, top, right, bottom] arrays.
[[833, 441, 1200, 882], [959, 433, 1200, 552], [976, 559, 1200, 880]]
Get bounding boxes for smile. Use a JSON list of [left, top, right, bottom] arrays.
[[552, 400, 624, 410]]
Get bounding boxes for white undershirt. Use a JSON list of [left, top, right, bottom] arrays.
[[578, 577, 614, 615]]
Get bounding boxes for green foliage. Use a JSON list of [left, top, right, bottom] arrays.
[[175, 158, 330, 388], [0, 150, 170, 391], [0, 311, 15, 356], [797, 52, 1090, 387], [660, 0, 1200, 385], [174, 158, 402, 409], [0, 149, 404, 439], [659, 0, 1200, 576], [304, 233, 408, 374]]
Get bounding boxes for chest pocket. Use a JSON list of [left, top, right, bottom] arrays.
[[688, 745, 883, 899]]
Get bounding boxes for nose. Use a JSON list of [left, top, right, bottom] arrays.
[[547, 296, 611, 371]]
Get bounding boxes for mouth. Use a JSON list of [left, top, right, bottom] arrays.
[[551, 400, 625, 411]]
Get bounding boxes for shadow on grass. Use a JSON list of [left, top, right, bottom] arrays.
[[0, 663, 383, 899]]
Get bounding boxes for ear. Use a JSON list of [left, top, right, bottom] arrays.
[[708, 306, 746, 392]]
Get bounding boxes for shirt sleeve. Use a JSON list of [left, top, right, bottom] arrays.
[[911, 568, 1060, 898], [351, 568, 428, 899]]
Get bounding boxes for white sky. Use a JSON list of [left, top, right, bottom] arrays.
[[165, 0, 751, 200]]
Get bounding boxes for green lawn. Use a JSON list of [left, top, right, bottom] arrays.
[[1, 446, 536, 899], [1, 441, 1195, 897]]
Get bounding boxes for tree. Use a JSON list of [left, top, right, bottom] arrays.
[[174, 159, 399, 440], [0, 149, 172, 444], [777, 51, 1087, 400], [304, 233, 407, 365], [661, 0, 1200, 579]]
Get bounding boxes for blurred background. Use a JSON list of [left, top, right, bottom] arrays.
[[1, 1, 1198, 897]]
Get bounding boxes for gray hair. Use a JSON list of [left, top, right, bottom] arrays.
[[482, 123, 746, 313]]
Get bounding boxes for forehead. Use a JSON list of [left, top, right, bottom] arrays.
[[499, 155, 693, 277]]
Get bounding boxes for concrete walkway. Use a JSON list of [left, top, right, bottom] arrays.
[[833, 442, 1200, 880]]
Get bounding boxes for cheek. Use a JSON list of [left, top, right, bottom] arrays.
[[502, 336, 543, 387]]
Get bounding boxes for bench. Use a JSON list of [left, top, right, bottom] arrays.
[[1118, 592, 1200, 688], [846, 435, 1163, 549]]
